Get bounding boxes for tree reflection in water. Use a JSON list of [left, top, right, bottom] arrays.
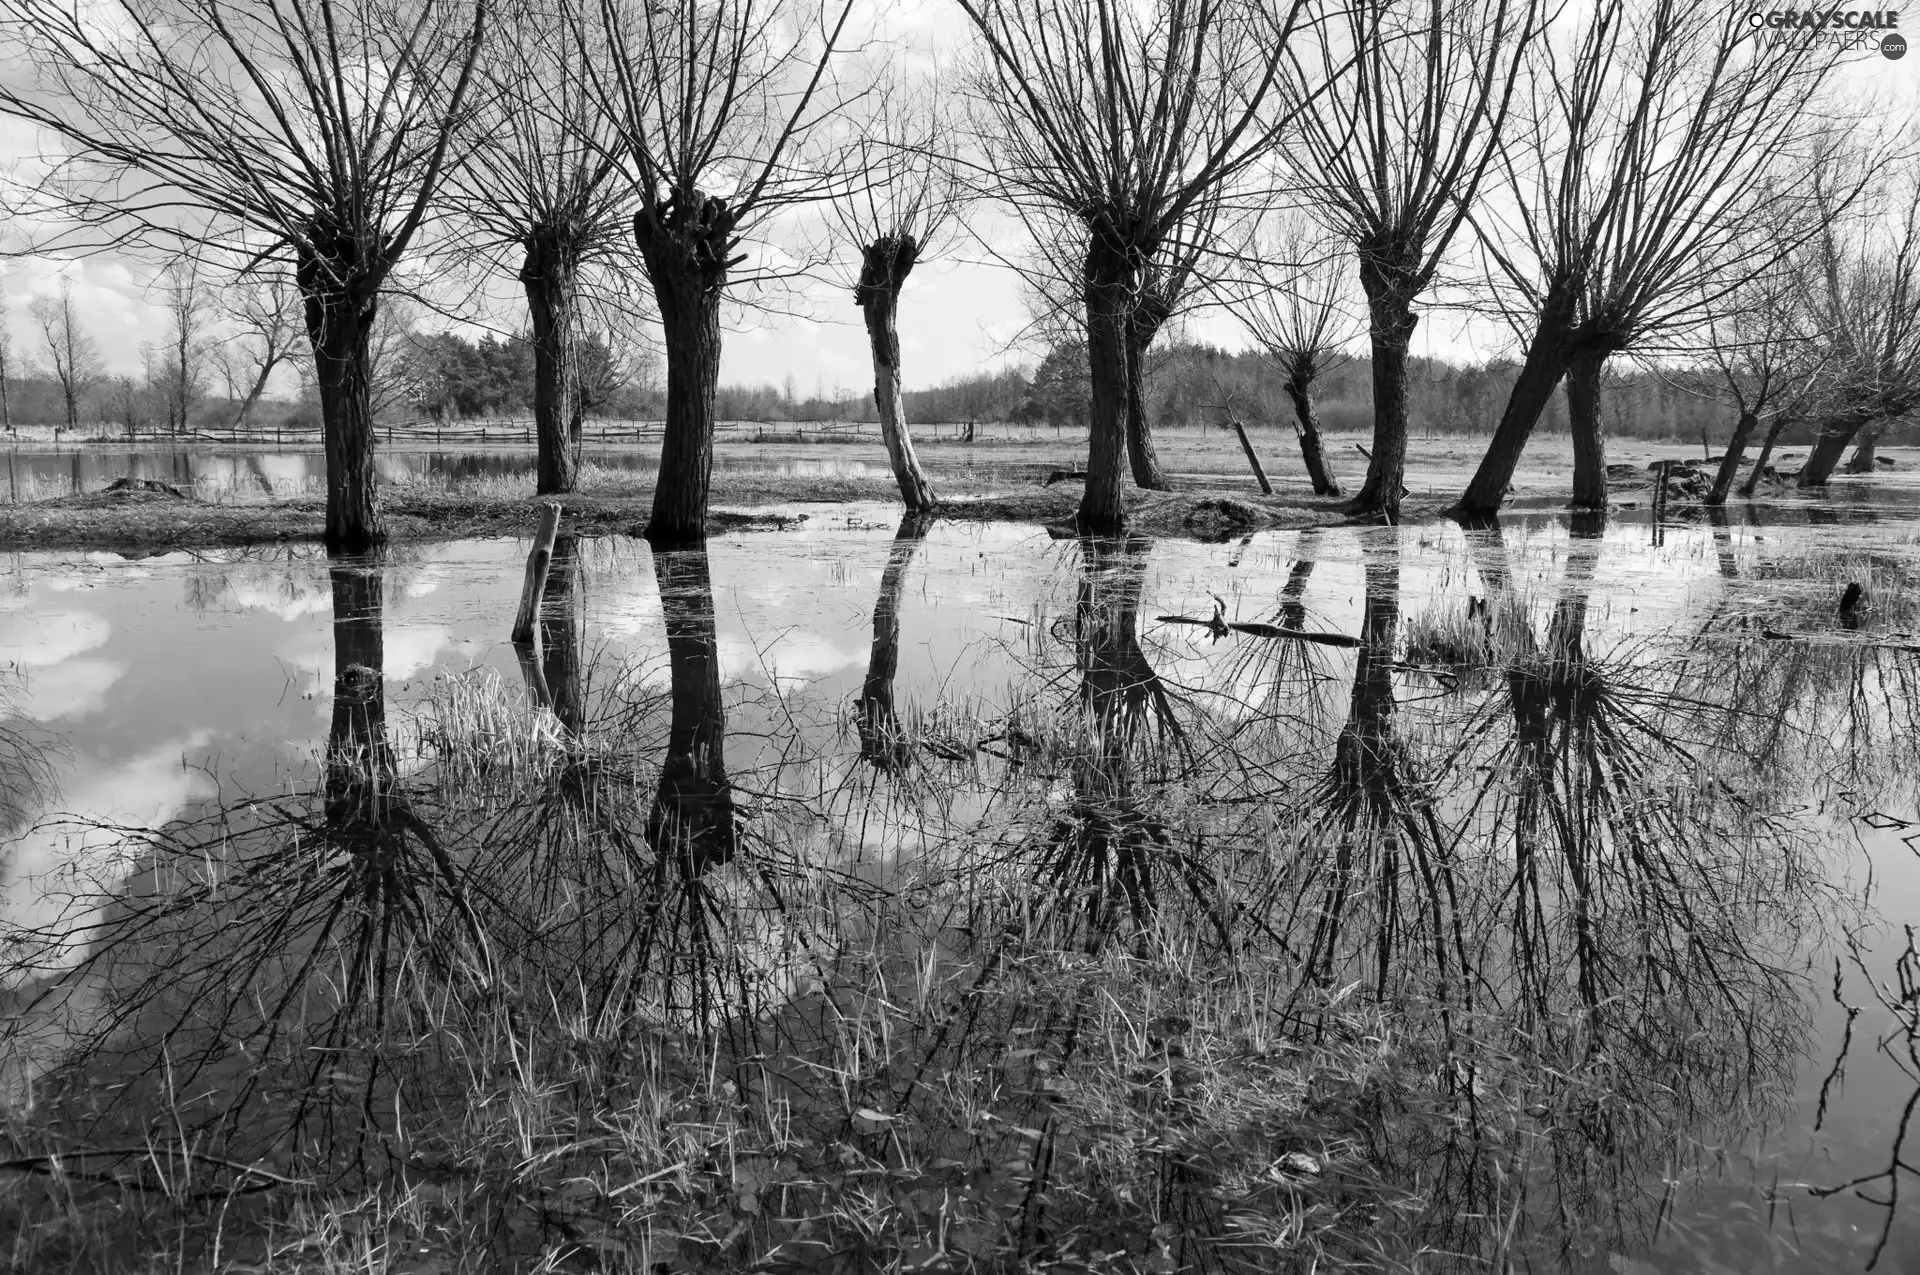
[[1033, 535, 1211, 941], [1400, 516, 1815, 1266], [854, 512, 932, 772], [0, 518, 1893, 1269], [0, 555, 495, 1171]]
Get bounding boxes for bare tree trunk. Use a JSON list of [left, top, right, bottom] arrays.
[[857, 235, 936, 512], [634, 196, 734, 547], [856, 512, 931, 769], [649, 542, 735, 874], [1565, 349, 1609, 510], [1797, 413, 1875, 487], [1740, 416, 1791, 497], [1705, 410, 1759, 506], [1457, 286, 1581, 517], [1285, 369, 1341, 496], [301, 267, 386, 554], [232, 363, 278, 431], [1123, 308, 1172, 491], [522, 233, 582, 496], [1845, 425, 1883, 473], [1079, 236, 1135, 535], [1349, 262, 1417, 519]]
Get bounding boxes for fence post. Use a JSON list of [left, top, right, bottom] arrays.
[[1229, 416, 1273, 495]]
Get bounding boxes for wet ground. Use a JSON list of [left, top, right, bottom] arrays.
[[2, 497, 1918, 1271], [0, 445, 893, 501]]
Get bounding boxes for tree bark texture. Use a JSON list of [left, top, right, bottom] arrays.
[[649, 543, 735, 875], [1349, 249, 1419, 519], [1845, 425, 1884, 473], [522, 231, 584, 495], [1079, 234, 1137, 535], [1123, 293, 1172, 491], [857, 235, 936, 512], [302, 277, 385, 553], [1797, 412, 1876, 487], [1456, 279, 1583, 518], [635, 195, 735, 547], [1565, 349, 1610, 510], [1705, 411, 1759, 506], [1740, 416, 1791, 497], [1285, 361, 1341, 496]]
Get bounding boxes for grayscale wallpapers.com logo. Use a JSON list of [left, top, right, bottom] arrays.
[[1746, 8, 1907, 57]]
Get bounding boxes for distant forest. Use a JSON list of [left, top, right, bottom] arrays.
[[0, 326, 1833, 446]]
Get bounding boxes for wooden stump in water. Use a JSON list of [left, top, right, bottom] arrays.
[[511, 502, 563, 644], [1228, 417, 1273, 495]]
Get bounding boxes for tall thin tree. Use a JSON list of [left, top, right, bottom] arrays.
[[158, 251, 209, 437], [29, 280, 100, 432]]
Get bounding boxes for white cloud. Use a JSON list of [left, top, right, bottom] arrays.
[[0, 610, 110, 669], [17, 658, 125, 721]]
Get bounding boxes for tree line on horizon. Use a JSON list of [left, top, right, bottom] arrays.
[[0, 0, 1913, 551], [3, 297, 1760, 450]]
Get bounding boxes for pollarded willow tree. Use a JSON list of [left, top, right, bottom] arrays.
[[590, 0, 862, 547], [1236, 216, 1361, 496], [1005, 202, 1220, 492], [1694, 249, 1825, 504], [829, 82, 963, 514], [1283, 0, 1543, 520], [0, 0, 488, 552], [957, 0, 1310, 533], [1794, 166, 1920, 488], [1454, 0, 1843, 517], [446, 0, 628, 495]]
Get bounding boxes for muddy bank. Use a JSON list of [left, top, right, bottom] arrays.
[[0, 474, 1368, 551]]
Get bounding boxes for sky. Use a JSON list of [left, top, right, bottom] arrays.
[[0, 5, 1914, 399]]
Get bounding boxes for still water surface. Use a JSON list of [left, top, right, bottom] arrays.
[[0, 446, 885, 498], [1, 506, 1917, 1270]]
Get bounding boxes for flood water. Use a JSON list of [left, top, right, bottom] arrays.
[[2, 505, 1918, 1271], [0, 445, 887, 499]]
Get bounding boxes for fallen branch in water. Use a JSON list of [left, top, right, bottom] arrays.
[[1156, 612, 1362, 647], [1759, 628, 1920, 653]]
